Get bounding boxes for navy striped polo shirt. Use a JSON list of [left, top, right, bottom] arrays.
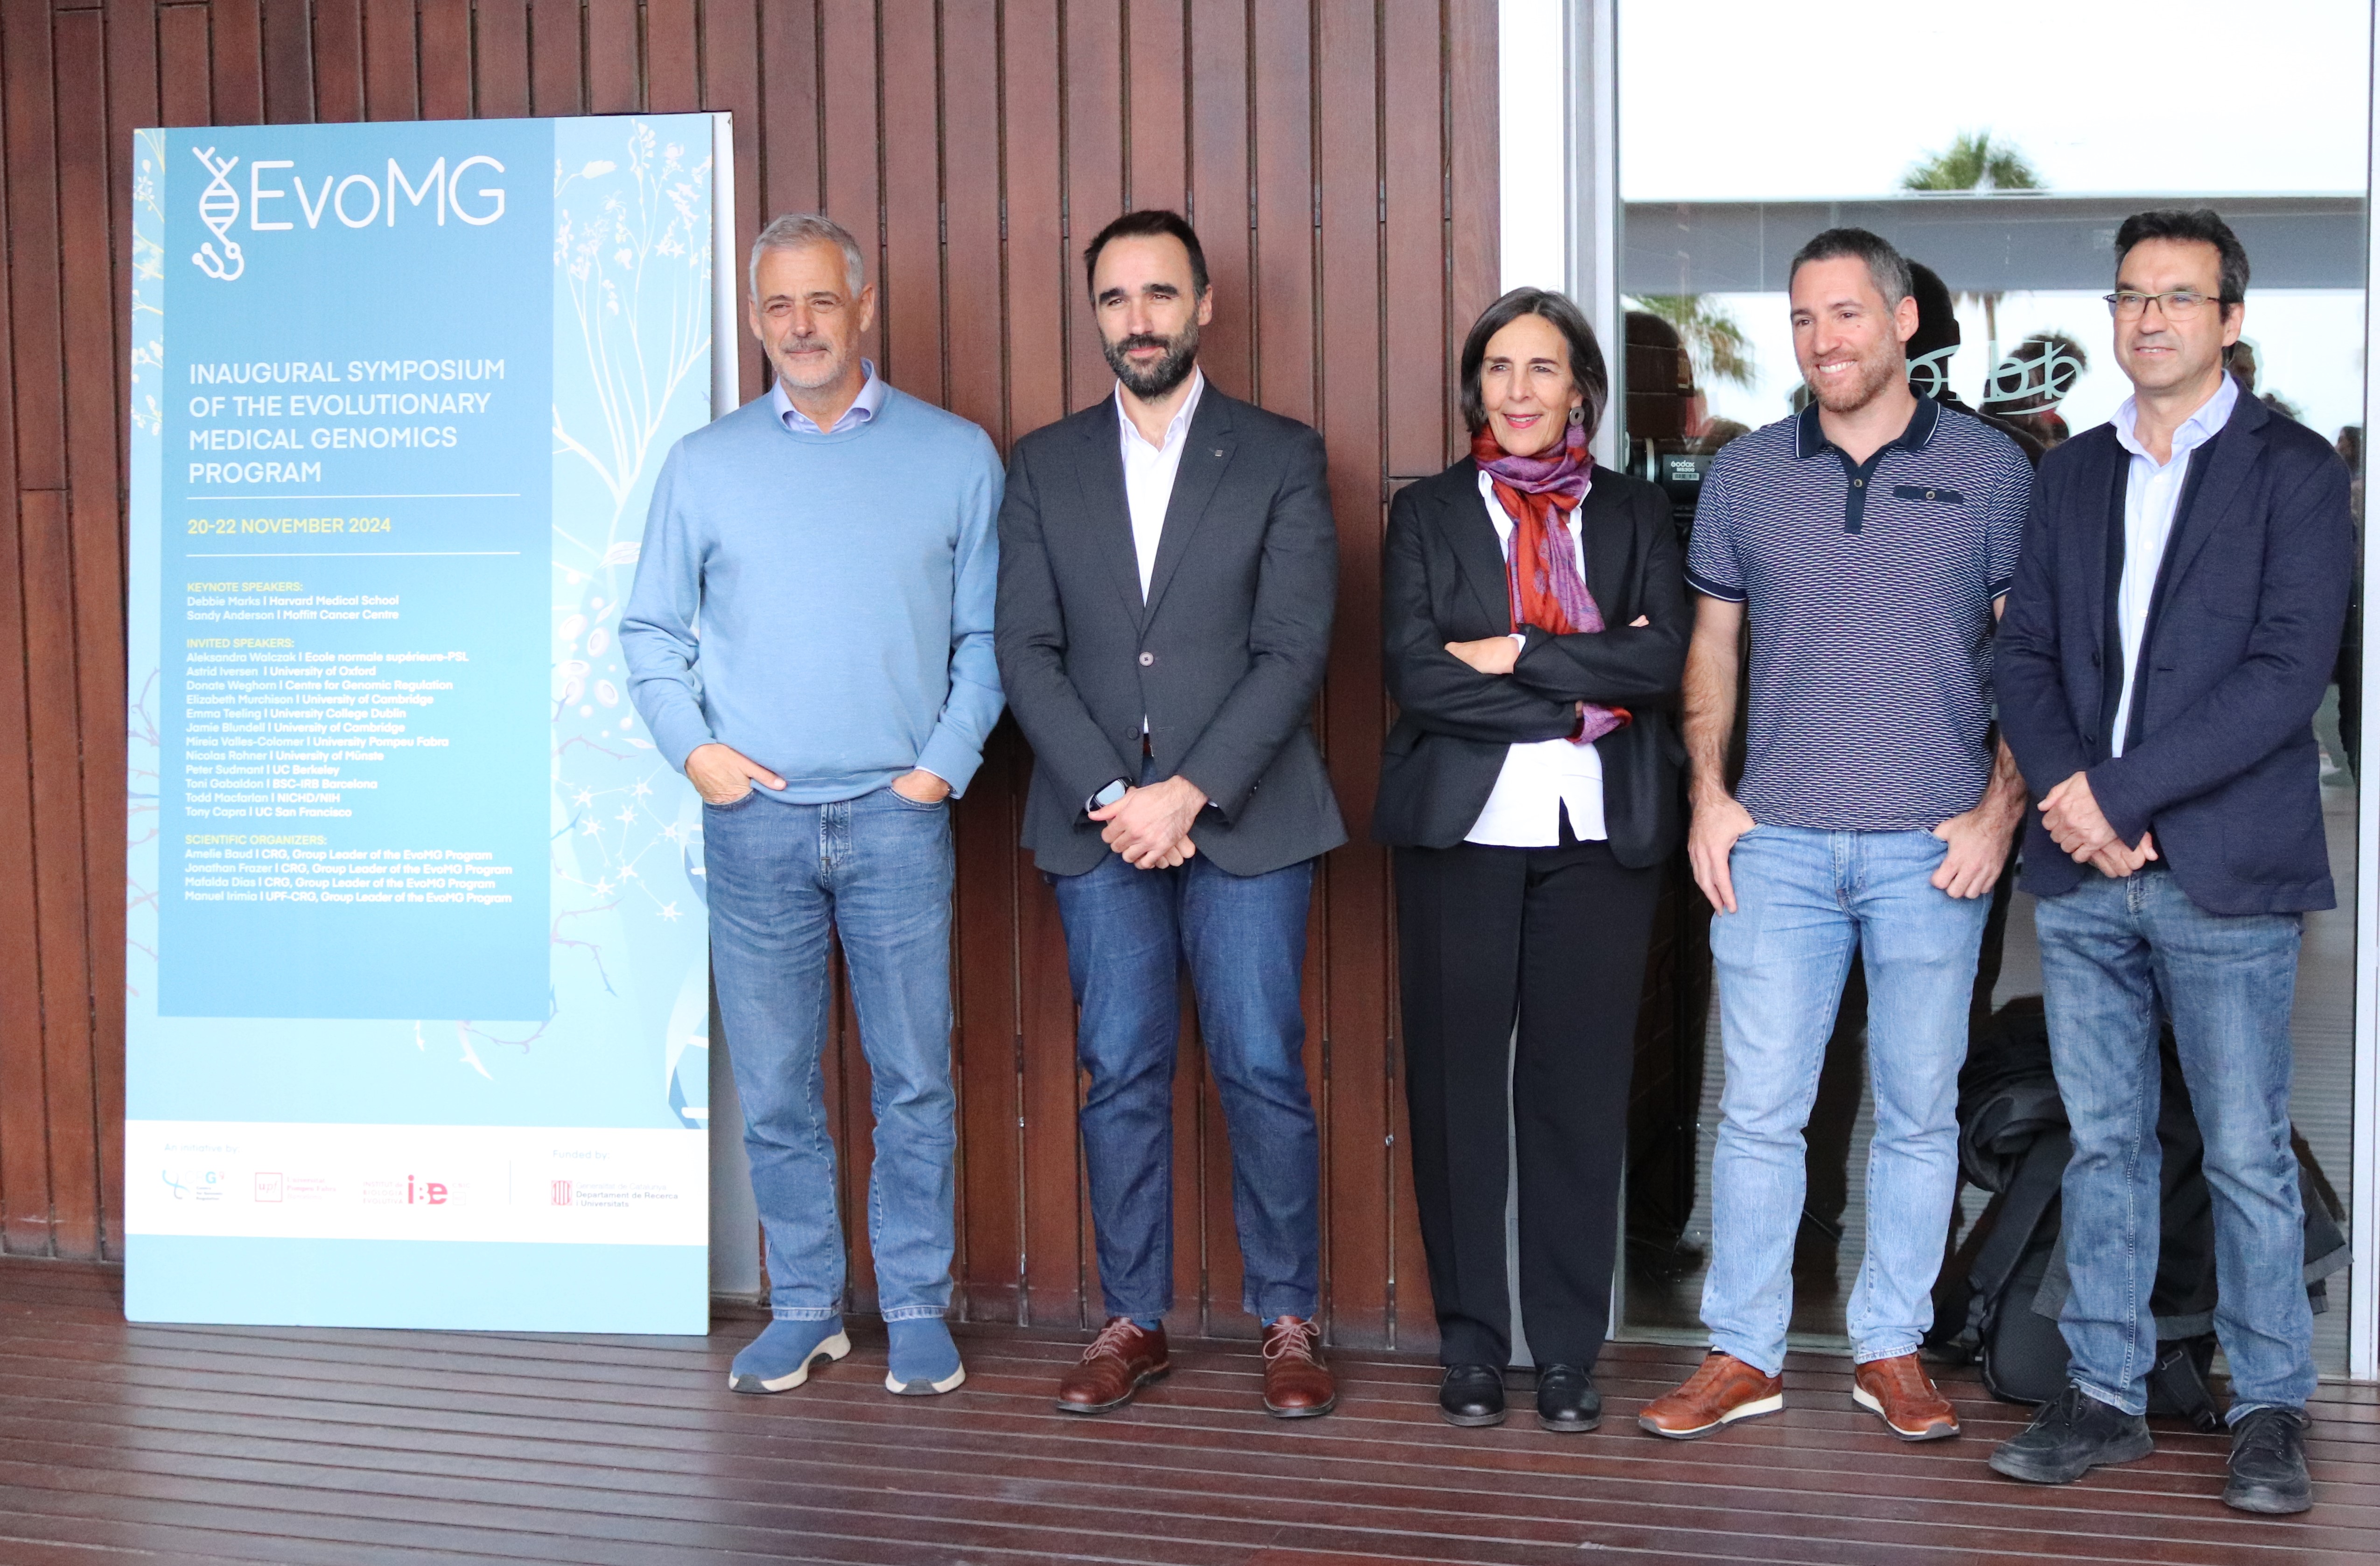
[[1687, 396, 2031, 832]]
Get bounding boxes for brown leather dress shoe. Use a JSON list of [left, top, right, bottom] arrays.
[[1853, 1352, 1960, 1441], [1637, 1351, 1785, 1440], [1260, 1315, 1336, 1419], [1055, 1317, 1169, 1414]]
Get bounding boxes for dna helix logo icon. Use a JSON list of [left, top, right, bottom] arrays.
[[191, 146, 245, 281]]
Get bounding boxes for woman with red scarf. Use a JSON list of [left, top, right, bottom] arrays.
[[1376, 289, 1689, 1432]]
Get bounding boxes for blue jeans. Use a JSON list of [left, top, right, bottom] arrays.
[[704, 786, 957, 1322], [1702, 825, 1989, 1374], [2035, 869, 2313, 1419], [1048, 846, 1321, 1322]]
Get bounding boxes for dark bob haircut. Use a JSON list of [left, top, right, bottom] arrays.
[[1082, 209, 1209, 299], [2114, 208, 2250, 305], [1789, 226, 1913, 309], [1458, 288, 1610, 440]]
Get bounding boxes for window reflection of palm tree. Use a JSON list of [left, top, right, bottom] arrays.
[[1631, 295, 1757, 391], [1901, 131, 2042, 369], [1624, 306, 1753, 538]]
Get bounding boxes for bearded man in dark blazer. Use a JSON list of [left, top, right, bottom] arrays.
[[994, 210, 1345, 1421]]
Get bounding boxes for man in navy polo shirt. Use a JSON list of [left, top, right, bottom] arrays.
[[1638, 228, 2031, 1445]]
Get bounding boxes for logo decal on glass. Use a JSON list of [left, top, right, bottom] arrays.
[[1907, 344, 1959, 400], [1983, 337, 2086, 410]]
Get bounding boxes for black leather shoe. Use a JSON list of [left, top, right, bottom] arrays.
[[1988, 1384, 2154, 1484], [1534, 1364, 1600, 1433], [2225, 1406, 2313, 1514], [1438, 1363, 1506, 1427]]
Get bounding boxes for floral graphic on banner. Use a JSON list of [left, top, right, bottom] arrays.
[[126, 128, 166, 1004], [547, 118, 718, 1130]]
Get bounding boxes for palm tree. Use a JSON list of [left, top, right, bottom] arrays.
[[1900, 131, 2043, 367], [1628, 294, 1756, 389], [1901, 131, 2042, 194]]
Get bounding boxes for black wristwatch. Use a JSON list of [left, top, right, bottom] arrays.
[[1087, 778, 1130, 813]]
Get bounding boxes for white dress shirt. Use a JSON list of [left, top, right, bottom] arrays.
[[1464, 471, 1607, 846], [2108, 372, 2240, 757], [1118, 368, 1206, 597], [772, 358, 887, 435]]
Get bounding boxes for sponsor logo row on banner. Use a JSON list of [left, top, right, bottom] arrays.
[[125, 1121, 707, 1247]]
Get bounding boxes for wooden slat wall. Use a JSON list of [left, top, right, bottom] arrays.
[[2, 0, 1499, 1352]]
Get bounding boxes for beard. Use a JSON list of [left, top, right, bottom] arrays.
[[1803, 341, 1903, 415], [1102, 321, 1201, 400], [770, 335, 850, 392]]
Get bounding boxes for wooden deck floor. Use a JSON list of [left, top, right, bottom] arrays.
[[2, 1259, 2375, 1565]]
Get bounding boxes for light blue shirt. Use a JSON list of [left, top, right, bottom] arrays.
[[621, 386, 1005, 800], [770, 358, 888, 435], [2108, 372, 2240, 756]]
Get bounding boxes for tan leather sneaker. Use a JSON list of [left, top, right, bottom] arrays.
[[1852, 1353, 1960, 1441], [1637, 1351, 1785, 1440], [1055, 1317, 1169, 1414]]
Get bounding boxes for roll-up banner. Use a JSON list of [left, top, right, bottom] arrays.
[[124, 114, 735, 1332]]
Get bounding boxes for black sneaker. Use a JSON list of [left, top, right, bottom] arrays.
[[1438, 1363, 1506, 1428], [1535, 1364, 1600, 1433], [2225, 1406, 2313, 1515], [1988, 1384, 2154, 1484]]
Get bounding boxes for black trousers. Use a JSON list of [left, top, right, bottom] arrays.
[[1394, 824, 1661, 1369]]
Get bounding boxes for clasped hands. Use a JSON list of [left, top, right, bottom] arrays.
[[1093, 774, 1208, 870], [2039, 770, 2157, 879]]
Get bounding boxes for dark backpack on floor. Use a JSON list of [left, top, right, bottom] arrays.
[[1927, 998, 2349, 1428]]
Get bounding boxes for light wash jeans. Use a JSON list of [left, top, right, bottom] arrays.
[[704, 786, 958, 1322], [2036, 868, 2314, 1420], [1702, 824, 1989, 1374]]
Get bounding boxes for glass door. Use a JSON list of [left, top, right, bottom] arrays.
[[1604, 0, 2373, 1381]]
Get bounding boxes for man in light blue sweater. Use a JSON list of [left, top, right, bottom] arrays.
[[622, 213, 1002, 1398]]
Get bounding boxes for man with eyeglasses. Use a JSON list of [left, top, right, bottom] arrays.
[[1993, 209, 2353, 1513]]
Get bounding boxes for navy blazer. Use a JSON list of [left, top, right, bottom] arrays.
[[1996, 393, 2353, 915]]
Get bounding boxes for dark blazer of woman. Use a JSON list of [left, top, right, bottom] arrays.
[[1373, 458, 1689, 862]]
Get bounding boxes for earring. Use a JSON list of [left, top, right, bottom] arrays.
[[1568, 407, 1585, 426]]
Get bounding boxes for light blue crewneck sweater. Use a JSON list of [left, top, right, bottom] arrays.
[[621, 387, 1005, 801]]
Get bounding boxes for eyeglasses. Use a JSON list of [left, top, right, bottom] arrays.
[[2103, 289, 2228, 319]]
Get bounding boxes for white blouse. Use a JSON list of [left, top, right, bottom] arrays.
[[1464, 471, 1607, 847]]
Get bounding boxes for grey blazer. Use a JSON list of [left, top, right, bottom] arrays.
[[994, 386, 1348, 877]]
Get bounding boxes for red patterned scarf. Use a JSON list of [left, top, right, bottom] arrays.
[[1471, 422, 1627, 743]]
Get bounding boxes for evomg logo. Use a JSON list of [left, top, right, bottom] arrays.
[[190, 144, 508, 281]]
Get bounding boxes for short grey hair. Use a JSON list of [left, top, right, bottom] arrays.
[[1789, 226, 1913, 311], [749, 212, 867, 301]]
